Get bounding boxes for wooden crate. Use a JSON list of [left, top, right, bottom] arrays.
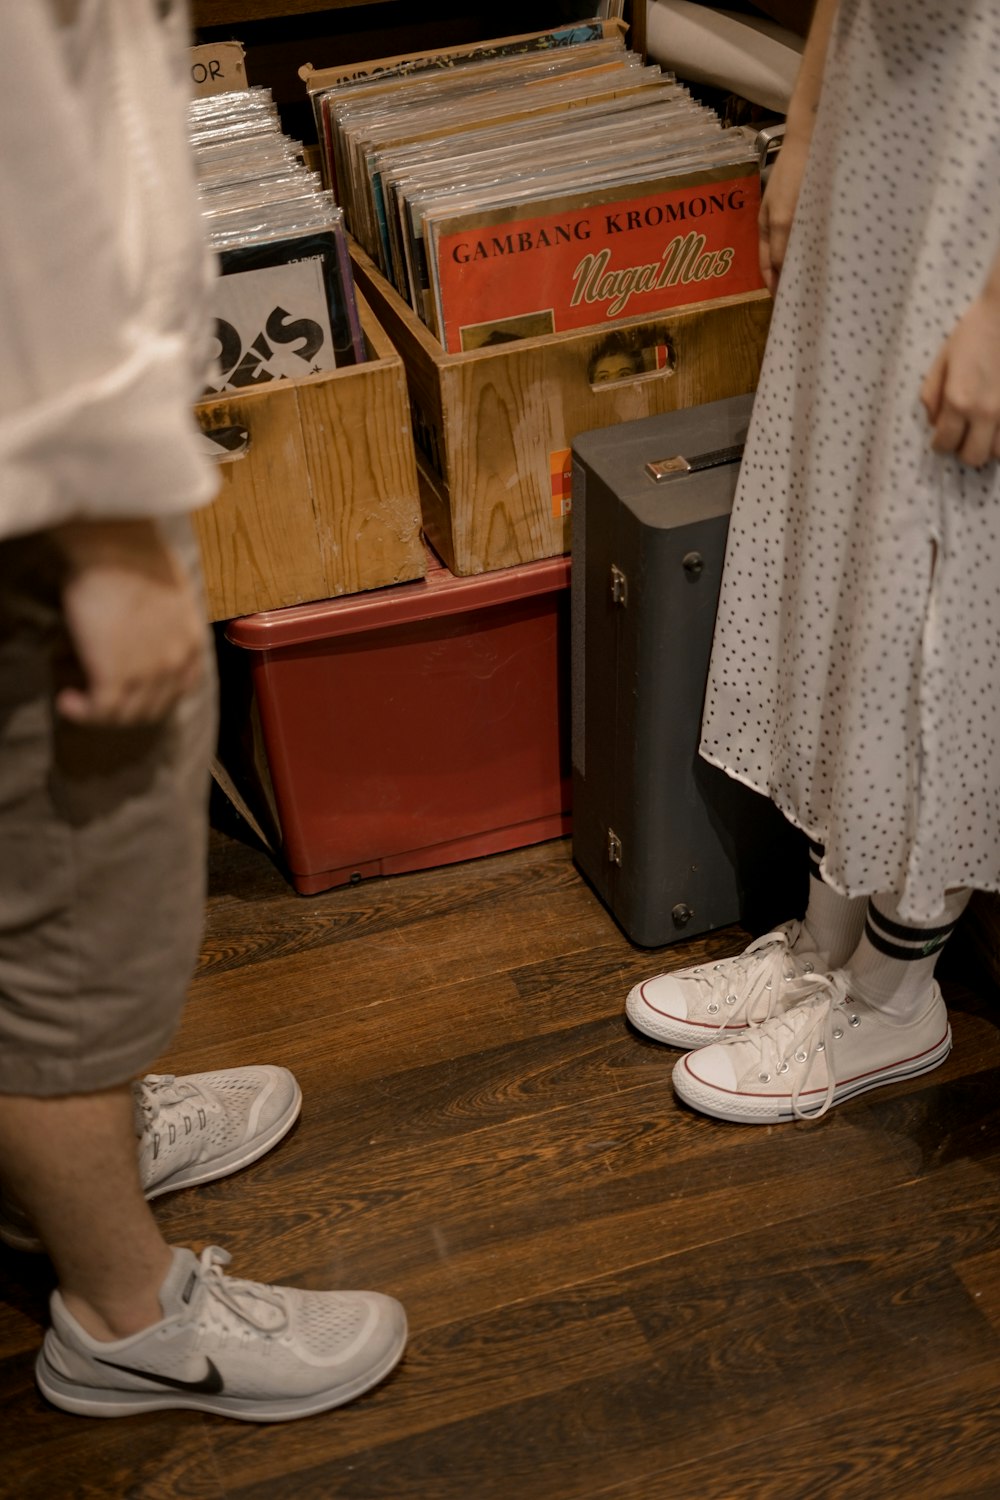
[[192, 287, 424, 620], [350, 242, 772, 577]]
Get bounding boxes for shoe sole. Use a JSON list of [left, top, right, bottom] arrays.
[[145, 1074, 303, 1200], [35, 1308, 407, 1422], [672, 1024, 953, 1124]]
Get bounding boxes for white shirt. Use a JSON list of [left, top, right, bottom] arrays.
[[0, 0, 217, 542]]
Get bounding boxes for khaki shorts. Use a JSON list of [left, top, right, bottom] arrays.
[[0, 520, 215, 1096]]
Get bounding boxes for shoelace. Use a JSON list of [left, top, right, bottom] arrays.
[[134, 1073, 214, 1141], [186, 1246, 289, 1338], [723, 971, 858, 1121], [690, 920, 824, 1032]]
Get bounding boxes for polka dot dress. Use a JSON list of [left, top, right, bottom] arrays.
[[699, 0, 1000, 922]]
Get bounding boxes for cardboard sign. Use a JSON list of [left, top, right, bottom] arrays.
[[190, 41, 248, 97]]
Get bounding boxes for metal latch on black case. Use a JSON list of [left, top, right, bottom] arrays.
[[645, 443, 744, 482]]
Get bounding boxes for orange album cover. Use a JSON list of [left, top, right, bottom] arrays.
[[428, 162, 764, 352]]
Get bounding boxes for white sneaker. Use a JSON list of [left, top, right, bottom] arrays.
[[672, 973, 952, 1124], [0, 1066, 302, 1254], [137, 1067, 302, 1200], [36, 1245, 407, 1422], [626, 920, 828, 1049]]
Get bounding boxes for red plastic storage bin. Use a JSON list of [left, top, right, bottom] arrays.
[[224, 553, 572, 894]]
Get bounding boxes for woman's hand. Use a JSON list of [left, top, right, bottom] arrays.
[[758, 134, 811, 296], [756, 0, 839, 296], [920, 289, 1000, 468]]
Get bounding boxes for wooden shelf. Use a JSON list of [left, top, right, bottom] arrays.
[[193, 3, 646, 57], [193, 0, 395, 22]]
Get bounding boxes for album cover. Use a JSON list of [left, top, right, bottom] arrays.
[[425, 160, 763, 352], [205, 225, 364, 393]]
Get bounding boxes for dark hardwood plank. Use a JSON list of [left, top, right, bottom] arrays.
[[209, 1286, 653, 1487], [196, 836, 597, 977], [219, 1350, 1000, 1500], [954, 1246, 1000, 1337], [0, 1346, 226, 1500], [585, 1356, 1000, 1500], [211, 1163, 1000, 1498], [195, 832, 750, 983], [0, 1251, 52, 1363], [5, 829, 1000, 1500], [148, 1055, 960, 1333]]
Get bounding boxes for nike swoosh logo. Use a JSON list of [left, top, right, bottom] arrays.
[[94, 1355, 224, 1394]]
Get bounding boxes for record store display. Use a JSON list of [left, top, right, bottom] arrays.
[[306, 21, 764, 352], [189, 87, 365, 393]]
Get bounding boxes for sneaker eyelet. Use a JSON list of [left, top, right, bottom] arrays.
[[849, 1014, 861, 1028], [803, 960, 814, 973], [794, 1050, 808, 1063], [816, 1041, 825, 1052], [725, 994, 738, 1006], [707, 1002, 720, 1014], [832, 1027, 844, 1040], [777, 1062, 789, 1074], [764, 980, 772, 991], [758, 1072, 771, 1083]]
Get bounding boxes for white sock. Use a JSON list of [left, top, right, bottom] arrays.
[[845, 888, 972, 1023], [798, 842, 867, 967]]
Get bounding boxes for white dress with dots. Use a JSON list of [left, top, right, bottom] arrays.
[[699, 0, 1000, 922]]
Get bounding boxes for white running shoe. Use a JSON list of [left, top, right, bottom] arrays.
[[35, 1245, 407, 1422], [0, 1066, 302, 1254], [136, 1067, 302, 1199], [626, 920, 828, 1049], [672, 973, 952, 1124]]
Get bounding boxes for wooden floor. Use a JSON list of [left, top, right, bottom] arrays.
[[4, 823, 1000, 1499]]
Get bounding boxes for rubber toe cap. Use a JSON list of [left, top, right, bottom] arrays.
[[627, 974, 688, 1023], [680, 1043, 739, 1091]]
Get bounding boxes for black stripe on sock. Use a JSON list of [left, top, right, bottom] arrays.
[[864, 916, 952, 962], [868, 902, 957, 946]]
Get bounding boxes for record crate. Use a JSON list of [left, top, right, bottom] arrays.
[[349, 240, 772, 577], [219, 548, 572, 895], [192, 286, 425, 621]]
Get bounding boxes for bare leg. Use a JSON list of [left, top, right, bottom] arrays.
[[0, 1086, 171, 1341]]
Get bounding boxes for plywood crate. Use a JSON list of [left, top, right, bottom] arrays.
[[350, 242, 772, 577], [192, 286, 425, 621]]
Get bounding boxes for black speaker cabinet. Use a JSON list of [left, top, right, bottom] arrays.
[[571, 395, 804, 948]]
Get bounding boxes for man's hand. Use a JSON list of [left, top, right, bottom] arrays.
[[920, 290, 1000, 468], [52, 519, 205, 727]]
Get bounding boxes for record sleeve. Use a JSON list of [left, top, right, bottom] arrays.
[[388, 102, 719, 316], [206, 224, 364, 393], [425, 159, 764, 352]]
